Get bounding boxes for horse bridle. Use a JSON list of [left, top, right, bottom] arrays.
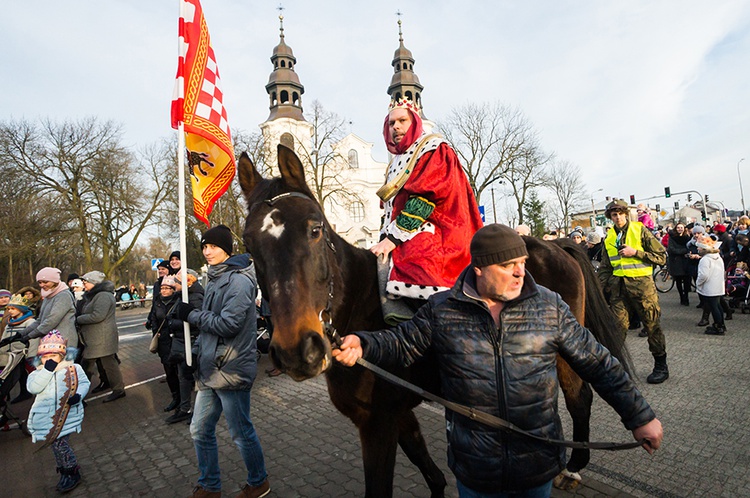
[[262, 192, 646, 452], [264, 191, 338, 335]]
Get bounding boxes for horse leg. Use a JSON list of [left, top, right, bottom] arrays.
[[359, 414, 400, 498], [397, 409, 446, 498], [553, 359, 593, 491]]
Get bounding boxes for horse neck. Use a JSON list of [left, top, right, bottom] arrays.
[[332, 238, 386, 333]]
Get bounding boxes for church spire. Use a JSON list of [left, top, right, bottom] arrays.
[[387, 17, 424, 117], [265, 13, 305, 121]]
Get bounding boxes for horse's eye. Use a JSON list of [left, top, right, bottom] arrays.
[[311, 225, 322, 239]]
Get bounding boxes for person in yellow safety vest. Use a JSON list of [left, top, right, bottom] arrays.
[[599, 199, 669, 384]]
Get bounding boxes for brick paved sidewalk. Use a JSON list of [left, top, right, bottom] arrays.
[[1, 348, 630, 498]]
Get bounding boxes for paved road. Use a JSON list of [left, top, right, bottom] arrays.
[[2, 289, 749, 497]]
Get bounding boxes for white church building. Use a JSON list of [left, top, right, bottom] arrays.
[[255, 17, 432, 248]]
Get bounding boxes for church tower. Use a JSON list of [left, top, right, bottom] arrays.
[[259, 14, 313, 169], [387, 19, 425, 118]]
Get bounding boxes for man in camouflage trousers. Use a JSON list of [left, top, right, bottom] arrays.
[[599, 199, 669, 384]]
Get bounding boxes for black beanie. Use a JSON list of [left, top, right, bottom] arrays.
[[201, 224, 233, 256], [169, 251, 181, 260], [470, 224, 528, 268], [66, 273, 80, 282], [157, 260, 170, 270]]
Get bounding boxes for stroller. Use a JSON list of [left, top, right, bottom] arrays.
[[0, 349, 31, 435], [725, 262, 750, 313]]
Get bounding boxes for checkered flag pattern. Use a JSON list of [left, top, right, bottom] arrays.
[[170, 0, 236, 225]]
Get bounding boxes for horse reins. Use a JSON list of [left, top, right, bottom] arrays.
[[324, 324, 644, 452], [265, 191, 646, 452]]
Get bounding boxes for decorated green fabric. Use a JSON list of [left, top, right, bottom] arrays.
[[396, 196, 436, 232]]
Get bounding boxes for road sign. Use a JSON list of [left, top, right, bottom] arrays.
[[478, 205, 486, 223], [151, 258, 164, 271]]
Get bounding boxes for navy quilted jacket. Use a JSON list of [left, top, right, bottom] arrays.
[[357, 267, 655, 493]]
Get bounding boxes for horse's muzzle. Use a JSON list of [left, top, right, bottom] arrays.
[[269, 330, 331, 381]]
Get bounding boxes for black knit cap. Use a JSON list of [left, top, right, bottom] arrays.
[[470, 224, 528, 268], [157, 260, 170, 269], [169, 251, 181, 260], [201, 224, 233, 256]]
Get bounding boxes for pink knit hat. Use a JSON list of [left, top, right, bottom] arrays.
[[38, 330, 67, 356], [36, 267, 62, 283]]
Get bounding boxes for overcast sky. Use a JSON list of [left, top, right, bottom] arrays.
[[5, 1, 750, 218]]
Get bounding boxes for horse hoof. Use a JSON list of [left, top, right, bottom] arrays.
[[553, 469, 582, 490]]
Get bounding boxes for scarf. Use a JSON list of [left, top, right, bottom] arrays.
[[8, 310, 34, 327], [382, 107, 424, 155], [41, 282, 69, 300]]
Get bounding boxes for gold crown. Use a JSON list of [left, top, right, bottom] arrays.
[[7, 294, 31, 309], [388, 97, 421, 113]]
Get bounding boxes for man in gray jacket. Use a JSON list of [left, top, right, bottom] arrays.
[[176, 225, 269, 498], [334, 224, 663, 497]]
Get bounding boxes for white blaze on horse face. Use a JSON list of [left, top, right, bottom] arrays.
[[261, 209, 285, 239]]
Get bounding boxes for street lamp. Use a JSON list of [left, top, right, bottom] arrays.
[[738, 158, 746, 216]]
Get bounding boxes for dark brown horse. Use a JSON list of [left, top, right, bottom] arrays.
[[239, 145, 631, 497]]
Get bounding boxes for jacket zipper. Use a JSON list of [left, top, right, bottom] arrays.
[[489, 311, 511, 491]]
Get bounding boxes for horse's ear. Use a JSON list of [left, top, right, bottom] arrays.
[[237, 151, 263, 202], [277, 144, 308, 192]]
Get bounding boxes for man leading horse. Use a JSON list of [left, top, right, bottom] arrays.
[[335, 224, 664, 498]]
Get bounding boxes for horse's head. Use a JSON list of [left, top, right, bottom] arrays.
[[239, 144, 338, 381]]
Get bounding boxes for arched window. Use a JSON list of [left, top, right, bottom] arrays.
[[280, 133, 294, 148], [348, 149, 359, 169], [281, 60, 286, 68], [292, 92, 300, 105], [405, 91, 413, 101], [280, 90, 289, 103], [271, 92, 277, 106], [402, 62, 407, 70], [349, 201, 365, 222]]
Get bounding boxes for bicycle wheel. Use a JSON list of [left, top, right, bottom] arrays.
[[653, 268, 674, 293]]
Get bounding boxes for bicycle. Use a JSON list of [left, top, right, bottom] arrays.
[[653, 264, 674, 293]]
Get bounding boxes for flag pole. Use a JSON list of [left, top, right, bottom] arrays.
[[177, 123, 192, 367]]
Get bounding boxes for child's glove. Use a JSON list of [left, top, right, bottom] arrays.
[[44, 359, 59, 371], [67, 394, 81, 405]]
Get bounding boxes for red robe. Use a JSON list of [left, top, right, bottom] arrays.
[[383, 142, 483, 299]]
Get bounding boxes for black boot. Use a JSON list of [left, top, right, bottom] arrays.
[[705, 323, 726, 335], [696, 309, 710, 327], [164, 394, 180, 412], [647, 354, 669, 384], [57, 466, 82, 493], [92, 381, 111, 394]]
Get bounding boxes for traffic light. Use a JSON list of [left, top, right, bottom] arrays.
[[664, 187, 671, 198], [655, 204, 660, 211], [674, 201, 680, 209], [688, 194, 692, 202], [629, 195, 636, 204], [701, 210, 707, 220], [705, 194, 709, 201]]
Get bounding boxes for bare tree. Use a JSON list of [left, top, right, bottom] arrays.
[[296, 100, 364, 215], [546, 160, 587, 233], [500, 142, 553, 224], [0, 117, 174, 277], [439, 102, 539, 202]]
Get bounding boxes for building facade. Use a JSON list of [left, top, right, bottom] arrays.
[[257, 16, 430, 248]]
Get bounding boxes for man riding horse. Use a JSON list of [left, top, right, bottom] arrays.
[[369, 97, 484, 320]]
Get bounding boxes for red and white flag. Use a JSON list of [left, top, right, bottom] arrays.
[[171, 0, 235, 225]]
